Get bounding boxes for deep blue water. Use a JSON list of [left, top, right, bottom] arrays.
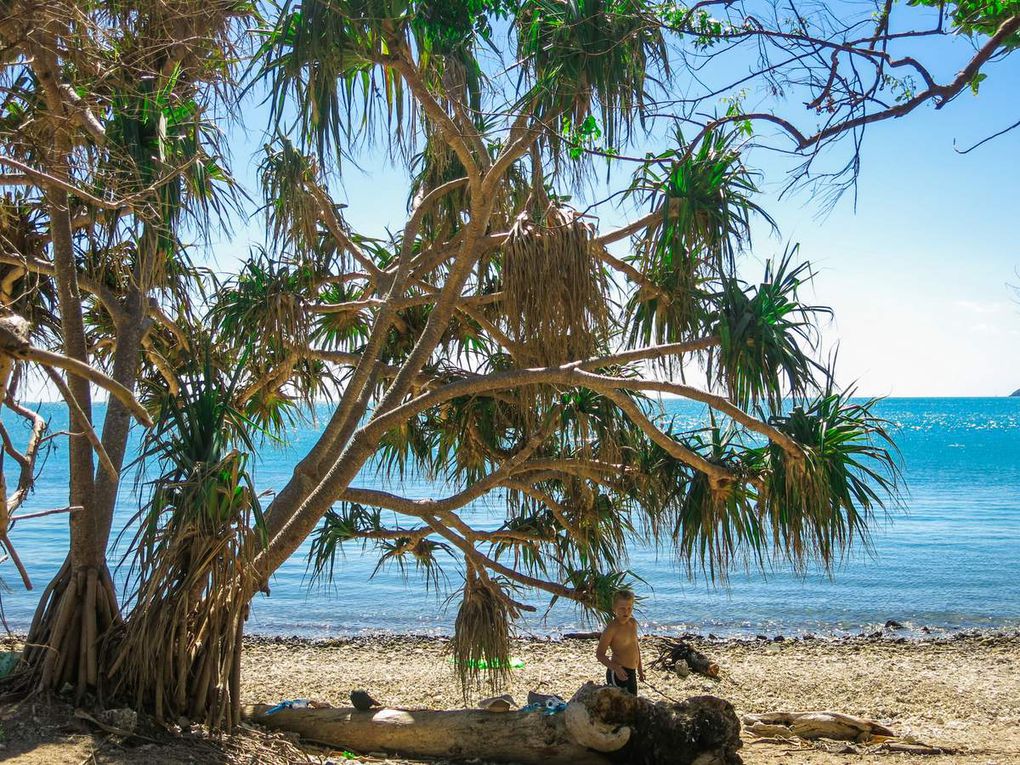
[[2, 398, 1018, 638]]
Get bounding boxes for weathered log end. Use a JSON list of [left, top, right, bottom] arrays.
[[567, 682, 743, 765]]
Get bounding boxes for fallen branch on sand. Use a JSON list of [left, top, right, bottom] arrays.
[[742, 711, 953, 754], [651, 637, 721, 678], [742, 710, 894, 741]]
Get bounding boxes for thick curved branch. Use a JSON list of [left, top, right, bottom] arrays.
[[505, 480, 584, 543], [9, 345, 152, 426], [582, 337, 719, 369], [367, 363, 802, 465], [600, 389, 736, 487], [1, 393, 47, 513], [750, 16, 1020, 150], [389, 55, 480, 183], [596, 210, 664, 247], [343, 423, 553, 514], [422, 512, 575, 605]]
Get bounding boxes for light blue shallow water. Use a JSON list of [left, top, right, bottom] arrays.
[[2, 398, 1018, 638]]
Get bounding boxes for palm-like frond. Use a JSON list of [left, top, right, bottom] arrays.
[[0, 195, 60, 342], [310, 281, 373, 349], [115, 341, 266, 729], [625, 129, 774, 348], [260, 137, 327, 257], [553, 567, 644, 623], [708, 250, 829, 411], [666, 422, 764, 580], [255, 0, 413, 161], [517, 0, 668, 155], [209, 248, 313, 353], [762, 383, 901, 571]]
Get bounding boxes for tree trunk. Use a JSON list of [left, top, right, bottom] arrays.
[[13, 170, 109, 699], [17, 559, 120, 698], [245, 683, 744, 765]]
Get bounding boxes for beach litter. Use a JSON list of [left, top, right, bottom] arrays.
[[447, 656, 525, 669], [478, 694, 517, 712], [0, 650, 19, 677], [520, 692, 567, 715], [350, 690, 381, 711], [264, 698, 331, 715]]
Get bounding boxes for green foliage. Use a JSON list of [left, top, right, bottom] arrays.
[[625, 129, 775, 347], [256, 0, 414, 160], [657, 1, 739, 47], [126, 343, 267, 596], [554, 567, 645, 622], [260, 138, 326, 257], [0, 195, 60, 341], [666, 422, 764, 579], [762, 384, 901, 570], [210, 248, 313, 353], [517, 0, 669, 157], [309, 503, 453, 590], [909, 0, 1020, 47], [708, 251, 828, 411]]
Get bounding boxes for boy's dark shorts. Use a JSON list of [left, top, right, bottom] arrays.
[[606, 666, 638, 695]]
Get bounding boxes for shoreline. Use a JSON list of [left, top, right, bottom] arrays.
[[7, 624, 1020, 653], [241, 624, 1020, 646]]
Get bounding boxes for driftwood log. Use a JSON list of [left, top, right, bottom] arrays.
[[742, 711, 895, 741], [245, 683, 743, 765]]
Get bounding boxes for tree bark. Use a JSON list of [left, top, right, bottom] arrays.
[[246, 704, 611, 765]]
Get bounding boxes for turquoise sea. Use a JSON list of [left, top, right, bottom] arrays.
[[2, 398, 1018, 638]]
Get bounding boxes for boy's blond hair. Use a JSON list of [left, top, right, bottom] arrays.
[[612, 589, 635, 605]]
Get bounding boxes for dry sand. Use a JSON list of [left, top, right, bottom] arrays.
[[240, 633, 1020, 764], [3, 633, 1019, 764]]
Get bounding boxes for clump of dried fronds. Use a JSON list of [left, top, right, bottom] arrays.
[[451, 567, 520, 697], [502, 205, 609, 366]]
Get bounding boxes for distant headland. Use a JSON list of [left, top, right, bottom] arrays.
[[1012, 389, 1020, 397]]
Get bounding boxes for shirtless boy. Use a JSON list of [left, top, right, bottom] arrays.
[[595, 589, 644, 695]]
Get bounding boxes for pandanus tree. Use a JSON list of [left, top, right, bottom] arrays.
[[106, 0, 1016, 725], [0, 0, 250, 696], [1, 0, 1015, 731]]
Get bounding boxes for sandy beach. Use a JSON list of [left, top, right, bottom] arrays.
[[4, 632, 1019, 764]]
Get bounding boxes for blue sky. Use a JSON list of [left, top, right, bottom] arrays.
[[209, 12, 1020, 398]]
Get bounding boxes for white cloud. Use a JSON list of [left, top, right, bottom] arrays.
[[954, 299, 1015, 315]]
